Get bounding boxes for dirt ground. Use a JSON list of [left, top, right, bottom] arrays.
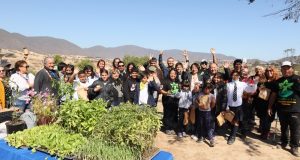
[[154, 99, 299, 160]]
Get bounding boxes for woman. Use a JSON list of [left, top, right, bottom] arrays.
[[9, 60, 35, 112], [188, 63, 204, 91], [63, 64, 75, 83], [160, 69, 180, 135], [110, 70, 124, 106], [96, 59, 106, 77], [0, 65, 12, 110], [175, 62, 188, 83], [125, 62, 136, 79], [112, 58, 121, 71], [253, 65, 279, 139], [83, 65, 98, 86], [88, 69, 117, 108]]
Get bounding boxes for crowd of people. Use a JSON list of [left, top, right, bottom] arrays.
[[0, 50, 299, 157]]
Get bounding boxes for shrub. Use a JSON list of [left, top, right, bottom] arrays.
[[123, 55, 148, 67], [92, 103, 161, 153], [76, 59, 94, 70], [58, 99, 107, 136]]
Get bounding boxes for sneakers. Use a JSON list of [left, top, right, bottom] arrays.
[[197, 137, 204, 143], [191, 135, 198, 141], [277, 143, 288, 149], [165, 130, 176, 135], [291, 147, 300, 157], [209, 139, 215, 147], [227, 137, 236, 145], [177, 132, 183, 138], [182, 132, 188, 137]]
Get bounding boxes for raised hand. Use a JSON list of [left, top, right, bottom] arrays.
[[183, 50, 188, 57], [149, 53, 153, 60], [210, 48, 216, 55], [159, 50, 164, 55], [138, 65, 145, 72], [223, 61, 230, 69]]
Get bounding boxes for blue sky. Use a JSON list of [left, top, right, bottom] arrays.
[[0, 0, 299, 61]]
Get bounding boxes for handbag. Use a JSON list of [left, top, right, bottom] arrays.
[[216, 112, 226, 127], [224, 110, 235, 123]]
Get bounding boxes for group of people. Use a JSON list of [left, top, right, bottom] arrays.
[[0, 50, 299, 157]]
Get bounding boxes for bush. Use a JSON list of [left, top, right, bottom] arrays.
[[92, 103, 161, 153], [58, 99, 107, 136], [76, 138, 140, 160], [123, 55, 148, 67], [5, 125, 87, 159], [76, 58, 94, 70]]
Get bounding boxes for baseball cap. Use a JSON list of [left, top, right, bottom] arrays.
[[148, 66, 157, 72], [281, 61, 292, 67]]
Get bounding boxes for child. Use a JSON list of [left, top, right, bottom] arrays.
[[195, 83, 216, 147], [73, 70, 89, 101], [175, 80, 192, 138], [133, 72, 158, 107]]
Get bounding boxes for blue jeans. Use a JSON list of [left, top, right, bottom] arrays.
[[197, 110, 214, 140], [13, 99, 29, 112]]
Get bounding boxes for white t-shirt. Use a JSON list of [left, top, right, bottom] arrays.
[[139, 83, 149, 105], [9, 72, 35, 100]]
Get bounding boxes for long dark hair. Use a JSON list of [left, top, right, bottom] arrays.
[[83, 65, 96, 79], [126, 62, 136, 73]]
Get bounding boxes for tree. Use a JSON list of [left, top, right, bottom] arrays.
[[54, 54, 64, 65], [123, 55, 148, 67], [76, 59, 94, 71], [249, 0, 300, 22]]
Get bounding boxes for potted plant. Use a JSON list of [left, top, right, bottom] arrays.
[[32, 92, 58, 125], [5, 108, 27, 134]]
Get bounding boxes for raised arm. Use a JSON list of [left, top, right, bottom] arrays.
[[210, 48, 217, 64]]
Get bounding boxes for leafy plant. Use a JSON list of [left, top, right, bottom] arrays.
[[32, 93, 58, 125], [92, 103, 161, 153], [5, 125, 87, 159], [75, 138, 140, 160], [52, 79, 75, 101], [58, 99, 107, 136]]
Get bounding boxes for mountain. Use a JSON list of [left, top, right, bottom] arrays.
[[0, 28, 236, 61]]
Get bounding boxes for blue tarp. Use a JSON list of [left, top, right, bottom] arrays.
[[0, 139, 57, 160], [0, 139, 173, 160]]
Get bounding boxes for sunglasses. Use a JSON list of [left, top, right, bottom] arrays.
[[118, 65, 124, 67], [21, 65, 29, 68]]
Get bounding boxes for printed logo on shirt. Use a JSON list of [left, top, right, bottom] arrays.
[[170, 82, 179, 94], [278, 79, 296, 106], [279, 80, 294, 98]]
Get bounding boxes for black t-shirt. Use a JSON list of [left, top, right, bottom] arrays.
[[273, 75, 300, 113]]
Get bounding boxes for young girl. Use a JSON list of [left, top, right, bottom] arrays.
[[195, 83, 216, 147], [133, 73, 158, 107], [160, 69, 180, 135], [175, 80, 192, 138], [88, 69, 117, 108], [73, 70, 89, 101]]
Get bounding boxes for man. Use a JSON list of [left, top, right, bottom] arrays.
[[117, 61, 127, 81], [159, 51, 175, 79], [268, 61, 300, 157], [34, 57, 60, 95]]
